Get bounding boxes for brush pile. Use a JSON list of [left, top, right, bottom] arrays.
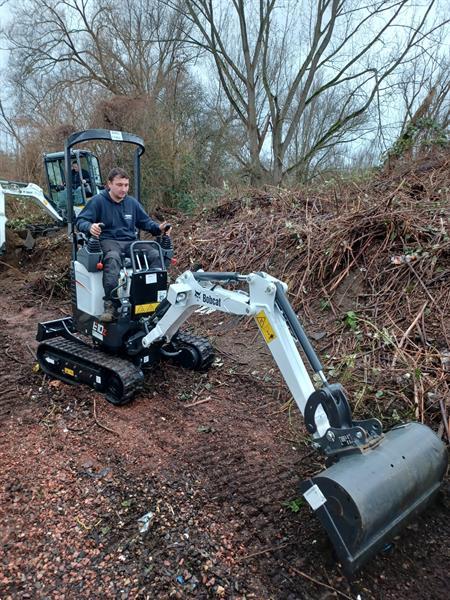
[[4, 151, 448, 436], [175, 152, 449, 436]]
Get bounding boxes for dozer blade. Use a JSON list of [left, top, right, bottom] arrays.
[[300, 422, 448, 575]]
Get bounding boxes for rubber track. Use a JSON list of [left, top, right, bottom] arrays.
[[175, 330, 215, 369], [37, 337, 144, 403]]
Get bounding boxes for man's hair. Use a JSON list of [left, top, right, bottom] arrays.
[[108, 167, 130, 182]]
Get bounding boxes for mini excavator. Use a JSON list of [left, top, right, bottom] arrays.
[[1, 138, 105, 254], [36, 130, 447, 575]]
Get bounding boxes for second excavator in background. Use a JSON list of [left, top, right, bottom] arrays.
[[1, 143, 106, 253]]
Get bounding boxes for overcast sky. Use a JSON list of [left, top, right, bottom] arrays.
[[0, 2, 11, 67]]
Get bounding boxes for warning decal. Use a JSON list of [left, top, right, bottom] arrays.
[[135, 302, 159, 314], [255, 310, 277, 344]]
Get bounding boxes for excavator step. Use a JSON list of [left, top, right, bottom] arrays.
[[36, 336, 144, 405]]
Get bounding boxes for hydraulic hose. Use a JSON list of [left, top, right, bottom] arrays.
[[274, 282, 325, 378]]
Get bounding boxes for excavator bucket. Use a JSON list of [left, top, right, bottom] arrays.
[[300, 422, 448, 575]]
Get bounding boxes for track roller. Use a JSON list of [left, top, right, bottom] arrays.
[[161, 330, 215, 370]]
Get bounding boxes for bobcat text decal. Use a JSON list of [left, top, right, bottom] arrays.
[[202, 293, 221, 307]]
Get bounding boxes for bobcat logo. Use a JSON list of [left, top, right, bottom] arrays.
[[194, 290, 201, 302]]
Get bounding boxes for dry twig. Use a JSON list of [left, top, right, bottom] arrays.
[[288, 565, 353, 599], [93, 396, 118, 435]]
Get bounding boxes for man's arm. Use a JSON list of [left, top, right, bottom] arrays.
[[81, 169, 92, 185], [135, 202, 164, 236], [76, 197, 99, 234]]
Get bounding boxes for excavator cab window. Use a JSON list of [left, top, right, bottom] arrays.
[[46, 158, 67, 212], [88, 154, 103, 193]]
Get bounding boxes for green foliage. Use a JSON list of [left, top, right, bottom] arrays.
[[7, 218, 32, 230], [327, 352, 357, 383], [343, 310, 359, 330], [319, 298, 331, 311], [283, 498, 304, 513], [142, 145, 224, 213], [174, 191, 196, 213], [386, 117, 448, 160]]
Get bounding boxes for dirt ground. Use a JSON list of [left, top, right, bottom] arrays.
[[0, 224, 448, 600]]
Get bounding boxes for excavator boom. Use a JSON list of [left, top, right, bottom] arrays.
[[0, 180, 63, 223], [0, 180, 64, 254]]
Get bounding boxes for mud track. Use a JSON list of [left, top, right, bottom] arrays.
[[0, 272, 448, 599]]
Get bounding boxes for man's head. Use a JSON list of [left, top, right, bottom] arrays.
[[107, 167, 130, 202], [71, 160, 79, 172]]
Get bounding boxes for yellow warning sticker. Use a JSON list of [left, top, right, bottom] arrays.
[[135, 302, 159, 314], [63, 367, 75, 377], [255, 310, 277, 344]]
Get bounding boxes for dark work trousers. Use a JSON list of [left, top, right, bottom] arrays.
[[100, 239, 160, 301]]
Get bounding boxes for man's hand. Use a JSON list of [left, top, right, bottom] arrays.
[[90, 223, 102, 237], [159, 221, 172, 235]]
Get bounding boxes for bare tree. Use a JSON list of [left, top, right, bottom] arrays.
[[284, 74, 375, 181], [2, 0, 200, 132], [0, 0, 214, 193], [170, 0, 448, 184], [3, 0, 196, 102]]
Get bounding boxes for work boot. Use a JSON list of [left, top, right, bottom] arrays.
[[100, 300, 116, 322]]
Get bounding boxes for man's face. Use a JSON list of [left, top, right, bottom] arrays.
[[72, 163, 79, 172], [108, 176, 130, 202]]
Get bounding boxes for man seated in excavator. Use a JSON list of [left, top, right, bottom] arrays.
[[76, 167, 171, 322], [71, 160, 93, 197]]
